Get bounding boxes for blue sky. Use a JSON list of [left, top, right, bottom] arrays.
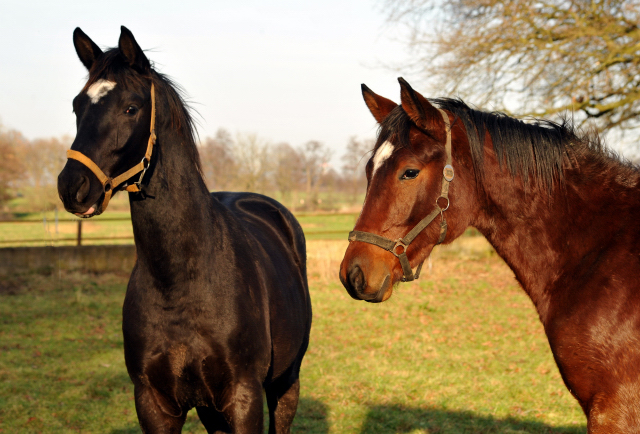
[[1, 0, 417, 162]]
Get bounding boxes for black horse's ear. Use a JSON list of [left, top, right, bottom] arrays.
[[362, 84, 397, 123], [73, 27, 103, 71], [398, 77, 442, 130], [118, 26, 151, 73]]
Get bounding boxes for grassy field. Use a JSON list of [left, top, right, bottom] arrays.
[[0, 238, 587, 433], [0, 212, 135, 247], [0, 212, 357, 246]]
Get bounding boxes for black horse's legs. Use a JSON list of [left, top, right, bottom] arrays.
[[134, 386, 187, 433], [217, 379, 264, 434], [265, 376, 301, 434], [196, 406, 232, 434]]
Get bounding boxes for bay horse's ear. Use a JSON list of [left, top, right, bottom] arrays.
[[398, 77, 441, 130], [118, 26, 151, 73], [73, 28, 103, 71], [362, 84, 397, 123]]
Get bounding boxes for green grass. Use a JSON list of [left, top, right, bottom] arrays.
[[0, 216, 135, 247], [0, 239, 587, 433], [0, 212, 357, 246], [296, 213, 357, 240]]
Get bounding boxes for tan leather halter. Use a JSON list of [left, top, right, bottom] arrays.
[[66, 83, 157, 215], [348, 107, 454, 282]]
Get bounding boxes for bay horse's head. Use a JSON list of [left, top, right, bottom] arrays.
[[58, 26, 156, 217], [340, 78, 478, 302]]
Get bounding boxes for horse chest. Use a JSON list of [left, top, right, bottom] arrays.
[[133, 343, 216, 410], [125, 300, 270, 373]]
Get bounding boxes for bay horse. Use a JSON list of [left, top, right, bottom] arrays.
[[340, 77, 640, 432], [57, 26, 311, 433]]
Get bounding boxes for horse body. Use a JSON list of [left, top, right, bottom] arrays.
[[125, 189, 310, 432], [58, 27, 310, 433], [476, 130, 640, 429], [340, 78, 640, 431]]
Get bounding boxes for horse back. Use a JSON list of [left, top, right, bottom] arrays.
[[212, 191, 307, 277]]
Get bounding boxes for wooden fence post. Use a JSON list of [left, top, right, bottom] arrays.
[[77, 220, 82, 246]]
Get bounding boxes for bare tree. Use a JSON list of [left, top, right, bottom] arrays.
[[15, 135, 71, 209], [233, 133, 271, 193], [200, 128, 236, 191], [20, 136, 69, 190], [0, 127, 26, 209], [299, 141, 331, 210], [317, 166, 342, 210], [271, 142, 304, 204], [342, 136, 372, 202], [384, 0, 640, 132]]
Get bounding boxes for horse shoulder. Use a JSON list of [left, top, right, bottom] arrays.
[[542, 237, 640, 421]]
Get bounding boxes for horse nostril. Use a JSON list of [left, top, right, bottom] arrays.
[[349, 265, 366, 293], [75, 175, 91, 203]]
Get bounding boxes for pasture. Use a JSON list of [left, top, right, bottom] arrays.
[[0, 211, 356, 246], [0, 238, 586, 433]]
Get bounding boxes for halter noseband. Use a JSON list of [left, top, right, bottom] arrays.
[[348, 107, 454, 282], [66, 83, 157, 215]]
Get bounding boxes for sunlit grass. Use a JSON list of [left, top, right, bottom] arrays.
[[0, 238, 586, 433], [296, 213, 358, 240], [0, 211, 357, 246]]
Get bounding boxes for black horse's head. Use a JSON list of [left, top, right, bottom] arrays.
[[58, 26, 155, 217]]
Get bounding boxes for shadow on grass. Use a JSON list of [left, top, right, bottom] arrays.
[[110, 397, 329, 434], [111, 428, 139, 434], [292, 397, 330, 433], [360, 404, 586, 434]]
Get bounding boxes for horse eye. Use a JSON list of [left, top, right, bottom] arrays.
[[125, 106, 138, 116], [401, 169, 420, 180]]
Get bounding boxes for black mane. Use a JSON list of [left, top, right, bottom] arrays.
[[375, 98, 632, 191], [84, 48, 202, 175]]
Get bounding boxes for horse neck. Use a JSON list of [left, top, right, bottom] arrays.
[[471, 151, 640, 324], [128, 125, 222, 285]]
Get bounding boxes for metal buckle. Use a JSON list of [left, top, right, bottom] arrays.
[[134, 156, 150, 188], [436, 196, 450, 211], [392, 239, 408, 257], [443, 164, 454, 182]]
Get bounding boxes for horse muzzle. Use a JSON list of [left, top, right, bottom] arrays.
[[57, 160, 105, 218], [339, 254, 394, 303]]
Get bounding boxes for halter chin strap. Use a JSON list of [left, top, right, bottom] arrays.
[[348, 107, 454, 282], [66, 82, 157, 214]]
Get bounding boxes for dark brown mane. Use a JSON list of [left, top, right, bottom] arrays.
[[375, 98, 638, 192], [84, 48, 202, 176]]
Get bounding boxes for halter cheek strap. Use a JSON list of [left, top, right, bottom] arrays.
[[348, 107, 454, 282], [66, 82, 157, 214]]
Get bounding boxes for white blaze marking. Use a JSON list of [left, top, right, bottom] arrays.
[[372, 140, 395, 175], [86, 79, 116, 104]]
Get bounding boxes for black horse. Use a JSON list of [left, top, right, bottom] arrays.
[[58, 26, 312, 434]]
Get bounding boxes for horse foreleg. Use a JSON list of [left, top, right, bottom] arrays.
[[196, 407, 232, 434], [216, 379, 264, 434], [265, 377, 300, 434], [196, 406, 232, 434], [134, 385, 187, 434]]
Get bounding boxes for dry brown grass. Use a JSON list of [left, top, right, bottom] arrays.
[[305, 235, 496, 285], [306, 240, 350, 283]]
